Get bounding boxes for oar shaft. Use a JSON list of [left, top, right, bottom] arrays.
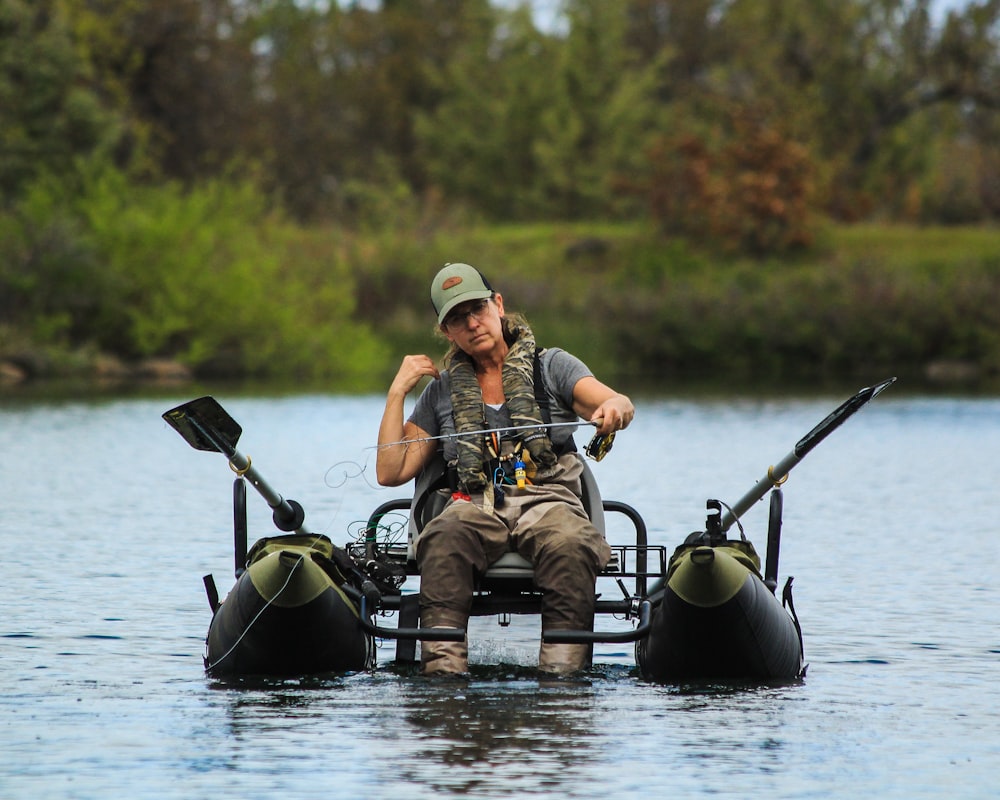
[[720, 450, 800, 532], [164, 396, 313, 535], [718, 377, 895, 533], [229, 449, 312, 535]]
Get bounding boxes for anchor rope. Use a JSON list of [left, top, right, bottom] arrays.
[[205, 552, 308, 672], [207, 510, 406, 673]]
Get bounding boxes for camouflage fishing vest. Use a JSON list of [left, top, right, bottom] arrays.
[[449, 320, 558, 492]]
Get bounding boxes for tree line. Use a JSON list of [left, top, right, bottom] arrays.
[[4, 0, 999, 227], [1, 0, 998, 382]]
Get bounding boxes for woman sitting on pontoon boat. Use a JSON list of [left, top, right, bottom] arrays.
[[375, 263, 634, 675]]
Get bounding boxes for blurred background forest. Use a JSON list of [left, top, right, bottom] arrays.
[[1, 0, 999, 389]]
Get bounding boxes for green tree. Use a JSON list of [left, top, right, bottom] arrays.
[[0, 0, 111, 202], [714, 0, 1000, 220], [532, 0, 635, 218], [63, 0, 258, 183], [241, 0, 498, 220], [417, 0, 665, 221], [414, 4, 557, 218]]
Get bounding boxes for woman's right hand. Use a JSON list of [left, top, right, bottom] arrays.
[[389, 354, 440, 397], [376, 355, 439, 487]]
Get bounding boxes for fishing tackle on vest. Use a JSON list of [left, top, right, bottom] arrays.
[[514, 459, 527, 488]]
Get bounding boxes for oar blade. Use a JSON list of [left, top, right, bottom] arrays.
[[162, 396, 242, 455], [794, 377, 896, 458]]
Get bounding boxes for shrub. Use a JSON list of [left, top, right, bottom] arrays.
[[1, 161, 388, 383], [645, 110, 818, 256]]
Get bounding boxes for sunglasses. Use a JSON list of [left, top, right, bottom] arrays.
[[443, 298, 492, 330]]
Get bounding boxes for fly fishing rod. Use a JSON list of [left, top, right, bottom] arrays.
[[373, 418, 601, 449], [375, 418, 615, 461]]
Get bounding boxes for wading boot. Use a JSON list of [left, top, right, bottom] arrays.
[[538, 642, 591, 675], [420, 612, 469, 675]]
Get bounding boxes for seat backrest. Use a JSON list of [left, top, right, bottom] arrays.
[[406, 453, 606, 560], [407, 455, 451, 545], [579, 456, 606, 536]]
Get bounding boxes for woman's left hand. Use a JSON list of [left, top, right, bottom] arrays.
[[590, 394, 634, 436]]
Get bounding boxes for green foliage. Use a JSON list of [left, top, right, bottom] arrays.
[[416, 0, 668, 223], [415, 5, 557, 219], [0, 160, 387, 382], [0, 169, 97, 342], [237, 0, 501, 220], [0, 0, 113, 201], [329, 218, 1000, 385], [714, 0, 1000, 223], [531, 0, 630, 219], [599, 223, 1000, 381], [7, 0, 995, 235], [3, 0, 1000, 386], [73, 164, 387, 380]]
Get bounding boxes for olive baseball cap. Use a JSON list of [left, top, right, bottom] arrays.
[[430, 263, 494, 324]]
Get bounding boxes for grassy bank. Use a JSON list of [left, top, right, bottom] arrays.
[[356, 221, 1000, 389], [619, 224, 1000, 386], [3, 219, 999, 392]]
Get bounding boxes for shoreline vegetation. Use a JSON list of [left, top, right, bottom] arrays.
[[5, 2, 1000, 398], [2, 221, 999, 396]]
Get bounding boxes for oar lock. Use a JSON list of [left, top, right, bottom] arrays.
[[767, 465, 789, 487], [229, 455, 252, 477]]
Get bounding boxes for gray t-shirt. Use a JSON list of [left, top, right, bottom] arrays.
[[408, 347, 593, 462]]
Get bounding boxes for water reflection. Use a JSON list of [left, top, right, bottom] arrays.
[[396, 672, 601, 795], [209, 674, 354, 727]]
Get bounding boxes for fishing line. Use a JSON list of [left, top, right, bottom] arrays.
[[331, 420, 607, 491], [346, 511, 408, 548], [205, 552, 310, 672], [206, 519, 390, 673], [324, 454, 380, 490]]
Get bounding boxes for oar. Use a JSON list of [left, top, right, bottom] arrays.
[[720, 377, 896, 532], [164, 396, 467, 643], [162, 396, 307, 533]]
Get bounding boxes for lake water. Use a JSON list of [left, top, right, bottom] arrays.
[[2, 384, 998, 798]]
